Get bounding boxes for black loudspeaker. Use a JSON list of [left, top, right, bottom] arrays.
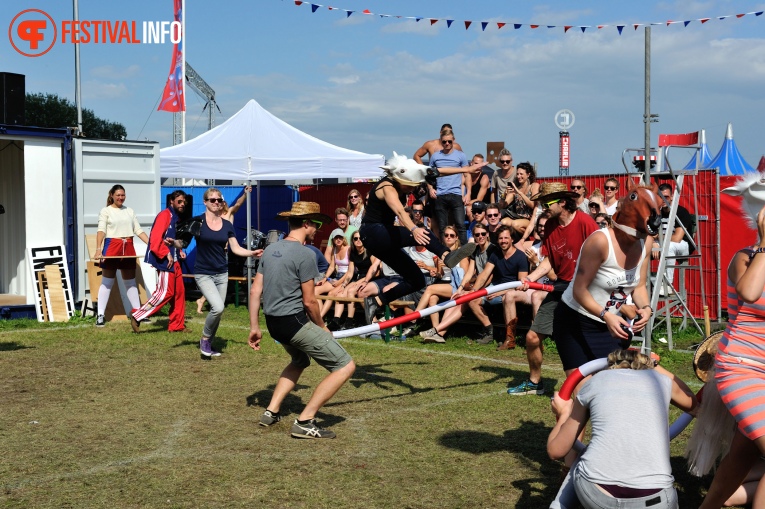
[[165, 192, 193, 221], [0, 72, 25, 125]]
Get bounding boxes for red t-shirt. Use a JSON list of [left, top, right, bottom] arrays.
[[541, 210, 598, 282]]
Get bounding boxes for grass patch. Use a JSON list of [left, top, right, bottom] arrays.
[[0, 302, 722, 508]]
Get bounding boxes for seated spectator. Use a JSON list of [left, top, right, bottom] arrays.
[[317, 229, 353, 320], [466, 153, 492, 222], [467, 201, 488, 242], [357, 261, 404, 325], [465, 225, 529, 347], [548, 349, 696, 509], [485, 203, 503, 244], [324, 207, 357, 259], [499, 162, 540, 239], [594, 212, 610, 229], [410, 225, 470, 338], [501, 212, 555, 348], [332, 232, 380, 330], [420, 223, 497, 343]]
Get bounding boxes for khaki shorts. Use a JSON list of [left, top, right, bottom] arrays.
[[282, 321, 352, 372], [529, 290, 563, 337]]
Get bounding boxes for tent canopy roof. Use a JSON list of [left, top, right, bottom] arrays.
[[160, 99, 385, 181], [705, 123, 755, 176]]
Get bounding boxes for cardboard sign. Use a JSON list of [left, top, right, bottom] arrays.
[[26, 245, 75, 322]]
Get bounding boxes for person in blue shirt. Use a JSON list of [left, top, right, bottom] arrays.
[[428, 128, 470, 245]]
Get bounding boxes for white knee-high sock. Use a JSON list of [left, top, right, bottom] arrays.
[[124, 278, 141, 311], [98, 277, 115, 315]]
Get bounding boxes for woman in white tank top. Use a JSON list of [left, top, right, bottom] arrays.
[[553, 184, 660, 373]]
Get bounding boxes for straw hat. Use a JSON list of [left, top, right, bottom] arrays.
[[531, 182, 579, 203], [693, 330, 724, 382], [275, 201, 332, 224]]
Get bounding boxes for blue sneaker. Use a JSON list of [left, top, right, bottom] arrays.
[[507, 379, 544, 396]]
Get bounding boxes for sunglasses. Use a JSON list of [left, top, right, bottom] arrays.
[[596, 222, 608, 228], [334, 236, 344, 241], [570, 185, 583, 190], [444, 233, 457, 238], [441, 139, 454, 145], [412, 209, 423, 214], [499, 159, 512, 164], [589, 203, 600, 208], [352, 237, 362, 241], [309, 220, 323, 230], [604, 186, 618, 191], [541, 199, 561, 209], [486, 213, 500, 218], [349, 195, 360, 199], [474, 232, 488, 237], [206, 198, 223, 203]]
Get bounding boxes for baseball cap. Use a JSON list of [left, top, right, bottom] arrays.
[[471, 202, 487, 214]]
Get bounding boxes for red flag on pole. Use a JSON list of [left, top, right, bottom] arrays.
[[158, 0, 184, 112]]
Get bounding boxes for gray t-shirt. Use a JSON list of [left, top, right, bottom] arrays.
[[575, 369, 674, 489], [258, 239, 320, 317]]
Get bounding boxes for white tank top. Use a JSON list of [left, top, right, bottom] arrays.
[[562, 229, 646, 322]]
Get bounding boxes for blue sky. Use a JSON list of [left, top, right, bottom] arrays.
[[3, 0, 765, 176]]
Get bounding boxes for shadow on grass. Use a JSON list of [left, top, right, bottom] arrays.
[[0, 341, 34, 351], [245, 386, 346, 427], [439, 420, 560, 507], [673, 455, 710, 507]]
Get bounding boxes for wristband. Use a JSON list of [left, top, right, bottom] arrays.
[[410, 225, 418, 233], [750, 247, 765, 259], [640, 305, 653, 314], [599, 308, 608, 320]]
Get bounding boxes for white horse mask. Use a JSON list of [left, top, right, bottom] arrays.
[[381, 151, 431, 187], [722, 171, 765, 229]]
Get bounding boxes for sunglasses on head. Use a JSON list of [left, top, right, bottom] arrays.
[[206, 198, 223, 203], [541, 199, 561, 209], [570, 185, 583, 190], [604, 186, 617, 191]]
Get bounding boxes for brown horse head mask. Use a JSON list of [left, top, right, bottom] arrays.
[[611, 179, 662, 239]]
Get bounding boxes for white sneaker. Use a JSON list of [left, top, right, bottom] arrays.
[[419, 327, 437, 339]]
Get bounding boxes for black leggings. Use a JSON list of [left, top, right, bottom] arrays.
[[359, 222, 449, 305]]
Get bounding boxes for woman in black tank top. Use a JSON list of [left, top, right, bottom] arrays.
[[357, 154, 478, 321]]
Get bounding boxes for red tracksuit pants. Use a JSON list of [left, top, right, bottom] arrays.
[[132, 261, 185, 331]]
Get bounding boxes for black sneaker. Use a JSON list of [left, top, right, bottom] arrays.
[[327, 319, 341, 332], [95, 314, 106, 327], [474, 325, 495, 344], [363, 296, 379, 325], [260, 410, 281, 427], [291, 419, 336, 439], [444, 243, 477, 269]]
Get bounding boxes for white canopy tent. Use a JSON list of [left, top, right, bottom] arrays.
[[160, 98, 385, 287]]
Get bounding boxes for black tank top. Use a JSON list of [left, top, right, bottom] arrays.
[[361, 177, 401, 226]]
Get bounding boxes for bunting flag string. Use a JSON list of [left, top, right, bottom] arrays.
[[289, 1, 764, 34]]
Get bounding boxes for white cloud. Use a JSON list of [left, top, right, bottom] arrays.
[[90, 64, 141, 80], [82, 80, 130, 100], [329, 75, 360, 85]]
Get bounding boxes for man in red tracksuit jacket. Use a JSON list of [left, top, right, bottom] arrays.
[[130, 190, 188, 333]]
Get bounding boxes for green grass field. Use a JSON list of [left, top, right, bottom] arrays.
[[0, 303, 723, 508]]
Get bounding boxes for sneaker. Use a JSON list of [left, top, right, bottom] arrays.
[[422, 332, 446, 344], [507, 379, 545, 396], [200, 338, 213, 358], [129, 313, 140, 333], [95, 314, 106, 327], [419, 327, 437, 339], [327, 319, 341, 332], [259, 410, 281, 427], [291, 419, 336, 439], [443, 243, 477, 269], [400, 326, 415, 337], [363, 296, 379, 325], [474, 326, 495, 345]]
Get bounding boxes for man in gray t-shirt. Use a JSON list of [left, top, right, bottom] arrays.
[[249, 202, 355, 440]]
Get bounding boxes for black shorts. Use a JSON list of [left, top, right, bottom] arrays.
[[552, 302, 630, 371]]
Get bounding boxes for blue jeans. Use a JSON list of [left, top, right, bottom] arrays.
[[434, 193, 467, 245], [359, 222, 448, 305], [195, 273, 228, 339]]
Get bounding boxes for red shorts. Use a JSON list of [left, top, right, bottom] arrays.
[[101, 237, 137, 271]]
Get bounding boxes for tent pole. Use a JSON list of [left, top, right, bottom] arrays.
[[246, 179, 252, 297]]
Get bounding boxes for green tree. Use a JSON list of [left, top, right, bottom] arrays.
[[25, 93, 127, 140]]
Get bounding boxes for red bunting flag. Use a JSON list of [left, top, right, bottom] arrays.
[[700, 18, 710, 23], [497, 22, 506, 29], [564, 25, 572, 32], [363, 9, 371, 14], [464, 20, 472, 30], [737, 13, 746, 18], [430, 19, 438, 25], [530, 24, 539, 29]]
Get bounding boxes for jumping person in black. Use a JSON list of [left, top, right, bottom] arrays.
[[358, 152, 483, 323]]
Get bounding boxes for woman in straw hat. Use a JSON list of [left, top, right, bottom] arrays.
[[357, 152, 483, 323], [699, 174, 765, 508]]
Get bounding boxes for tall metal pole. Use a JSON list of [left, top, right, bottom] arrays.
[[643, 27, 651, 186], [180, 0, 186, 143], [73, 0, 83, 133]]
